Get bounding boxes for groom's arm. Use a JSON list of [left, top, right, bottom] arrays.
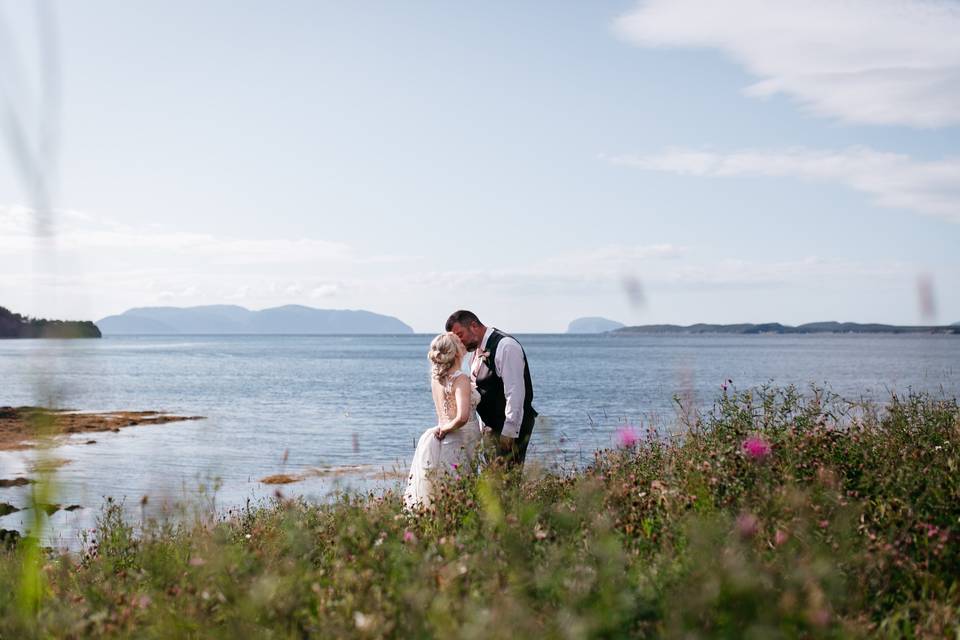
[[495, 338, 526, 442]]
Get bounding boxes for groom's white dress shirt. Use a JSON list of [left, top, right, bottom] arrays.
[[471, 326, 526, 439]]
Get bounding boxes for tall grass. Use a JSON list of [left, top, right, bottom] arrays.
[[1, 386, 958, 638]]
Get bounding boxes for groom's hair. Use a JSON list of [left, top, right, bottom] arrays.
[[445, 310, 482, 331]]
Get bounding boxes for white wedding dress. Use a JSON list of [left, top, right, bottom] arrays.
[[403, 370, 481, 509]]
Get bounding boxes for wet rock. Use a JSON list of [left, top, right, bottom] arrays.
[[260, 474, 299, 485], [35, 503, 61, 516], [0, 529, 21, 548], [29, 458, 71, 473], [1, 407, 205, 451], [0, 477, 34, 488]]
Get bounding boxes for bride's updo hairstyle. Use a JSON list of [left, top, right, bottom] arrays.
[[428, 332, 465, 385]]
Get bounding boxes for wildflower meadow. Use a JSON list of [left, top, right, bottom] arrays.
[[1, 386, 958, 638]]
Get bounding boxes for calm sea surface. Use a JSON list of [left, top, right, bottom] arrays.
[[1, 333, 958, 546]]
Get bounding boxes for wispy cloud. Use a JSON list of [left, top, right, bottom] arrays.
[[378, 246, 901, 296], [615, 0, 960, 128], [0, 205, 417, 264], [0, 205, 408, 315], [608, 146, 960, 223], [657, 256, 905, 290], [0, 206, 926, 327], [537, 243, 684, 273], [1, 233, 919, 330]]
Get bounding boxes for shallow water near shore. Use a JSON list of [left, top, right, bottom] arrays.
[[2, 333, 959, 548]]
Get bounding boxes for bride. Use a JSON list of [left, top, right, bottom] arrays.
[[403, 332, 481, 509]]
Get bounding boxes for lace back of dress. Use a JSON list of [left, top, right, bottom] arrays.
[[441, 371, 461, 420]]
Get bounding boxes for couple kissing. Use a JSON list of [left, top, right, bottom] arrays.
[[403, 310, 537, 509]]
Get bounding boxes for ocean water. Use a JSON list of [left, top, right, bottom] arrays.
[[1, 333, 958, 547]]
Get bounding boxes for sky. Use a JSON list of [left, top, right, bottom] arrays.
[[1, 0, 958, 332]]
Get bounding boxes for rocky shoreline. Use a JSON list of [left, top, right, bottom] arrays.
[[0, 406, 204, 452], [0, 408, 205, 529]]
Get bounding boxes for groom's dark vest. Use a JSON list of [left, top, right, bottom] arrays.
[[475, 329, 537, 437]]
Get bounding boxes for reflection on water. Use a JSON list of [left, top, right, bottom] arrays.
[[1, 333, 958, 547]]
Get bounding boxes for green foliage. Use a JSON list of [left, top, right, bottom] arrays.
[[1, 387, 958, 638], [0, 305, 101, 338]]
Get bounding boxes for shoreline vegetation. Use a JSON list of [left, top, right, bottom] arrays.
[[613, 321, 960, 335], [0, 407, 204, 452], [1, 387, 958, 637], [0, 307, 101, 339]]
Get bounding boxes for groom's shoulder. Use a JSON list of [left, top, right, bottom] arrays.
[[492, 329, 523, 348]]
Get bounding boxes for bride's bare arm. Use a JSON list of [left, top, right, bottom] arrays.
[[436, 376, 472, 437]]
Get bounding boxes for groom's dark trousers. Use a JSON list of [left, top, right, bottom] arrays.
[[498, 411, 536, 468], [474, 328, 537, 470]]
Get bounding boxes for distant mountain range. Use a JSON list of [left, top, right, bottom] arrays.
[[1, 306, 101, 339], [96, 305, 414, 335], [567, 317, 625, 334], [614, 322, 960, 335]]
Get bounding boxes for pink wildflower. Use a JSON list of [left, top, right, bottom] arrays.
[[742, 436, 772, 460], [736, 512, 759, 539], [403, 530, 416, 543], [808, 608, 830, 628], [616, 425, 640, 448], [774, 529, 790, 547]]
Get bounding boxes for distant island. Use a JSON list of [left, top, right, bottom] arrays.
[[0, 306, 101, 339], [96, 304, 414, 335], [614, 322, 960, 335], [567, 317, 625, 334]]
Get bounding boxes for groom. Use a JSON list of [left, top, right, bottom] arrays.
[[446, 310, 537, 469]]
